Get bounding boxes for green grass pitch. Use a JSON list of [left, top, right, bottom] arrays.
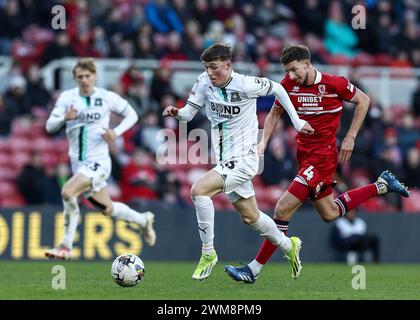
[[0, 261, 419, 300]]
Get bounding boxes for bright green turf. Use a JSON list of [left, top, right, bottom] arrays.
[[0, 261, 419, 300]]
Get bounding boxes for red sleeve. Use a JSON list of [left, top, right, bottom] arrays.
[[335, 76, 357, 101]]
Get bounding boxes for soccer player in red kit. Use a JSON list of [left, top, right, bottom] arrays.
[[225, 45, 410, 283]]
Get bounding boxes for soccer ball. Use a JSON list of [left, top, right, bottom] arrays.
[[111, 253, 145, 287]]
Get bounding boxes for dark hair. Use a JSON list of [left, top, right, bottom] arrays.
[[281, 45, 311, 65], [200, 43, 232, 62]]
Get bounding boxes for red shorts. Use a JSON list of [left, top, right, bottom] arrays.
[[288, 144, 338, 202]]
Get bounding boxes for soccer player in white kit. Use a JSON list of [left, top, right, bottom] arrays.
[[163, 43, 314, 280], [44, 58, 156, 260]]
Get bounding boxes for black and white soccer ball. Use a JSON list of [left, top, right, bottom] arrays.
[[111, 253, 145, 287]]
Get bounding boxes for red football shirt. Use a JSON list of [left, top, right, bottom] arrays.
[[274, 70, 356, 153]]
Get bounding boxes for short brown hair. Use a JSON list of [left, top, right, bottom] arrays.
[[72, 58, 96, 76], [281, 45, 311, 65], [200, 43, 232, 62]]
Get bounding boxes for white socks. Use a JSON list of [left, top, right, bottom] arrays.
[[250, 211, 292, 252], [248, 259, 264, 276], [111, 202, 147, 227], [61, 200, 147, 250], [192, 195, 215, 254], [62, 197, 80, 250]]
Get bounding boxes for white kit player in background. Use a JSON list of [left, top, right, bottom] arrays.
[[45, 58, 156, 260], [163, 43, 314, 280]]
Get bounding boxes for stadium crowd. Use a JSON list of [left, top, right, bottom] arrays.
[[0, 0, 419, 212]]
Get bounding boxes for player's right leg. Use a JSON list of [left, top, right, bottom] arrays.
[[45, 173, 91, 260], [225, 191, 304, 283], [190, 170, 224, 280]]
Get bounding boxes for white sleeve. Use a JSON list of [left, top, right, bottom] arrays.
[[271, 82, 306, 131], [175, 75, 205, 121], [186, 75, 206, 110], [45, 94, 67, 133], [108, 91, 131, 114], [243, 75, 275, 98], [175, 104, 199, 122], [113, 104, 138, 136]]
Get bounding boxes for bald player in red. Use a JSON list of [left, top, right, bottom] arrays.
[[225, 44, 410, 283]]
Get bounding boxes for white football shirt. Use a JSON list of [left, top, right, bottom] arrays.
[[187, 71, 276, 162], [47, 87, 132, 164]]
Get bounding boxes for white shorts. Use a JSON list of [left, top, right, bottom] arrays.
[[71, 158, 111, 195], [212, 154, 259, 203]]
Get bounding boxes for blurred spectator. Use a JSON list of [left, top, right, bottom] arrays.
[[155, 162, 186, 206], [403, 147, 420, 189], [329, 210, 380, 265], [120, 65, 145, 96], [397, 113, 420, 158], [373, 128, 403, 177], [260, 137, 295, 187], [134, 111, 164, 154], [150, 60, 176, 103], [373, 11, 397, 55], [145, 0, 184, 34], [296, 0, 326, 38], [41, 31, 76, 66], [183, 19, 205, 60], [0, 0, 24, 55], [134, 33, 156, 59], [42, 164, 66, 205], [161, 31, 188, 61], [303, 33, 327, 65], [16, 151, 52, 204], [120, 148, 160, 203], [4, 75, 31, 115], [25, 64, 52, 109], [122, 70, 158, 117], [191, 0, 214, 32], [214, 0, 238, 23], [92, 26, 111, 57], [323, 1, 358, 58]]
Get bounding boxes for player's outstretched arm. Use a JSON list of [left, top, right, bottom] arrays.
[[271, 82, 314, 134], [339, 88, 370, 164], [162, 105, 179, 117], [162, 104, 199, 122]]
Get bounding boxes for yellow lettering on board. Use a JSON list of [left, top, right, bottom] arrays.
[[28, 212, 49, 258], [0, 215, 9, 256], [84, 212, 112, 260], [11, 212, 24, 258], [114, 221, 142, 256]]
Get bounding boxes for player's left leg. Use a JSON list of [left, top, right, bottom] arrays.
[[45, 172, 91, 260], [313, 170, 409, 222], [190, 170, 224, 280], [88, 188, 156, 246]]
